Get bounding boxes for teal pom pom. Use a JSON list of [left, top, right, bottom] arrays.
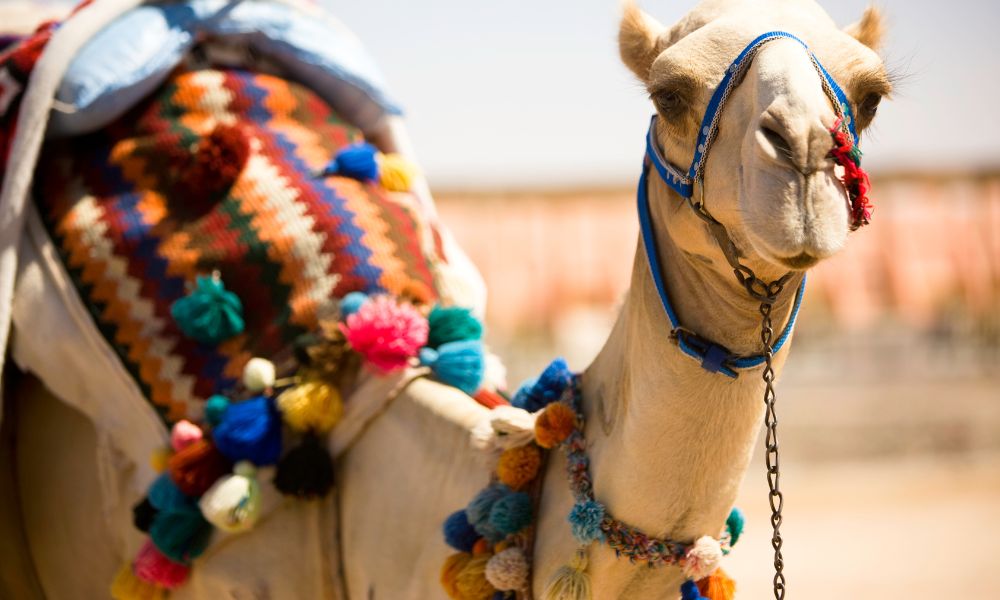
[[212, 396, 283, 465], [466, 483, 509, 541], [568, 499, 605, 543], [204, 395, 229, 427], [427, 305, 483, 348], [150, 504, 213, 564], [148, 474, 192, 511], [320, 143, 379, 181], [488, 491, 532, 535], [418, 340, 485, 395], [340, 291, 369, 318], [443, 509, 480, 552], [171, 275, 244, 345], [726, 507, 745, 547]]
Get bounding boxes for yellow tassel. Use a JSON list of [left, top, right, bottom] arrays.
[[441, 552, 473, 599], [276, 378, 343, 433], [454, 554, 496, 600], [697, 568, 736, 600], [149, 447, 171, 474], [377, 152, 418, 192], [110, 563, 166, 600], [542, 548, 591, 600]]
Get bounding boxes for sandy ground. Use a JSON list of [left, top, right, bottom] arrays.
[[725, 452, 1000, 598]]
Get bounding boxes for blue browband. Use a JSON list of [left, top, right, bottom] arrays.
[[638, 31, 857, 377]]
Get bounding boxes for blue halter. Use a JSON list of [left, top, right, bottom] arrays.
[[638, 31, 858, 377]]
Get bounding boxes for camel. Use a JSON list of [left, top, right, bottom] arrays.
[[0, 0, 890, 599]]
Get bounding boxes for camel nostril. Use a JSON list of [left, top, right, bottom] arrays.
[[760, 125, 793, 163]]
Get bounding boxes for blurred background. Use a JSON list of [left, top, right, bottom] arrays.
[[14, 0, 1000, 597], [338, 0, 1000, 597]]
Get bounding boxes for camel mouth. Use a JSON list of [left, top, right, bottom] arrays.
[[776, 252, 819, 270]]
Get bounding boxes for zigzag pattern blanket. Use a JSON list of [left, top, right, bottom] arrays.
[[34, 67, 449, 426]]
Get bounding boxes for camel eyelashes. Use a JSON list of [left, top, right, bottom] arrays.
[[860, 93, 881, 118]]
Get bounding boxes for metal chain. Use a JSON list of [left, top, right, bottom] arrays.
[[759, 301, 786, 599]]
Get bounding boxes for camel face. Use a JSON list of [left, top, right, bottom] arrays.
[[621, 0, 890, 276]]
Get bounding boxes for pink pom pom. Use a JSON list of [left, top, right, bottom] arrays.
[[170, 420, 203, 452], [133, 539, 191, 589], [340, 296, 428, 372]]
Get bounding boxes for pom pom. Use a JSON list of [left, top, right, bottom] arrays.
[[683, 536, 723, 581], [535, 402, 576, 449], [471, 406, 538, 453], [443, 509, 480, 552], [696, 568, 736, 600], [132, 497, 157, 533], [198, 461, 261, 532], [150, 507, 213, 564], [276, 379, 343, 433], [110, 563, 166, 600], [341, 295, 428, 372], [204, 395, 229, 427], [512, 358, 572, 412], [320, 142, 379, 182], [242, 358, 275, 392], [427, 305, 483, 348], [148, 474, 191, 512], [466, 484, 509, 541], [301, 321, 361, 382], [726, 507, 745, 547], [488, 491, 532, 536], [496, 444, 541, 490], [472, 538, 492, 556], [455, 555, 495, 600], [273, 433, 335, 498], [419, 340, 485, 395], [541, 549, 591, 600], [133, 540, 190, 589], [484, 547, 529, 592], [213, 395, 283, 465], [150, 447, 171, 474], [170, 420, 203, 452], [339, 291, 370, 317], [173, 124, 250, 207], [441, 552, 473, 599], [170, 275, 244, 345], [681, 580, 706, 600], [568, 500, 606, 544], [168, 438, 232, 497], [377, 152, 418, 192]]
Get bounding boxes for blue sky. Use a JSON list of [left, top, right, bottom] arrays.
[[328, 0, 1000, 188]]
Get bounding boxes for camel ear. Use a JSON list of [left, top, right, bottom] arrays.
[[845, 6, 885, 51], [619, 1, 666, 82]]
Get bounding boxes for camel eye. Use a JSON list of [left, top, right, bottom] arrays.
[[653, 90, 683, 117], [860, 93, 881, 120]]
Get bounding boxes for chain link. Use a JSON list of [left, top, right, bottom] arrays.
[[759, 301, 786, 599]]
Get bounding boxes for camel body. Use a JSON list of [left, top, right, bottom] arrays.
[[0, 0, 889, 598]]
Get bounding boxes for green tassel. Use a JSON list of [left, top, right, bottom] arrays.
[[171, 274, 244, 345], [426, 305, 483, 349]]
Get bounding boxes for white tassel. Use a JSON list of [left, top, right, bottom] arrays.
[[470, 405, 538, 453], [198, 461, 261, 532], [542, 548, 592, 600]]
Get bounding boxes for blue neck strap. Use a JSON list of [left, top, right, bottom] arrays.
[[638, 31, 852, 377]]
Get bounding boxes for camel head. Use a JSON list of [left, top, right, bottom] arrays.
[[621, 0, 891, 279]]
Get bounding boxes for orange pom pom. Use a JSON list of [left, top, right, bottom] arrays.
[[440, 552, 472, 599], [534, 402, 576, 449], [455, 555, 495, 600], [496, 444, 542, 489], [472, 538, 492, 556], [168, 438, 232, 497], [697, 568, 736, 600]]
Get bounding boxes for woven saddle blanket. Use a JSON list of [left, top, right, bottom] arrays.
[[33, 66, 450, 427]]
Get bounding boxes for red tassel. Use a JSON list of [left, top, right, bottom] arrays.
[[473, 388, 509, 409], [828, 119, 873, 229], [696, 568, 736, 600], [168, 438, 231, 497]]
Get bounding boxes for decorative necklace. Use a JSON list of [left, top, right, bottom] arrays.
[[440, 360, 743, 600]]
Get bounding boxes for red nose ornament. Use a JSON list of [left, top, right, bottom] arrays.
[[829, 118, 873, 229]]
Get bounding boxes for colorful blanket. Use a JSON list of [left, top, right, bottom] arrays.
[[34, 67, 450, 426]]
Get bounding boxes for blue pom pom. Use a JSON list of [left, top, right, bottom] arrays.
[[568, 499, 606, 543], [488, 491, 533, 535], [204, 394, 229, 427], [443, 509, 480, 552], [419, 340, 485, 395], [680, 580, 706, 600], [171, 275, 244, 345], [148, 474, 194, 511], [511, 358, 572, 412], [321, 143, 379, 182], [212, 395, 283, 465], [727, 506, 745, 547], [340, 291, 369, 318], [466, 483, 509, 541]]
